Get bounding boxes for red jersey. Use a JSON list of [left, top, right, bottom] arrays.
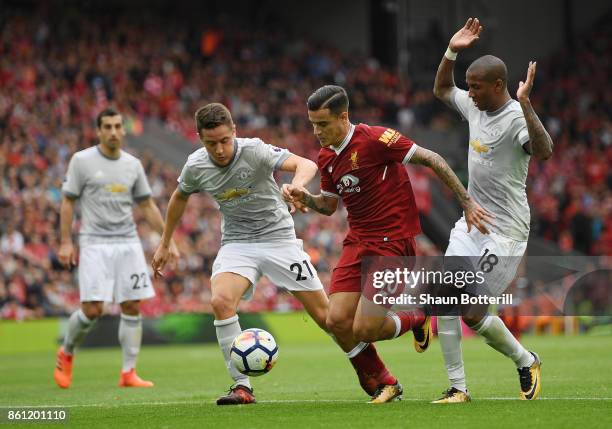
[[318, 123, 421, 243]]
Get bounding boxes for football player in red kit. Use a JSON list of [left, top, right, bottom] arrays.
[[283, 85, 492, 403]]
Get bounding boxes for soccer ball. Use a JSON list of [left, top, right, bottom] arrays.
[[230, 328, 279, 377]]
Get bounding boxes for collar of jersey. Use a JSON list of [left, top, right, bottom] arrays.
[[210, 139, 239, 169], [486, 98, 513, 117], [331, 123, 355, 155], [96, 145, 121, 160]]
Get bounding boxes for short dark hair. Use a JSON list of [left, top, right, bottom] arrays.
[[307, 85, 349, 116], [467, 55, 508, 86], [96, 108, 121, 128], [195, 103, 234, 134]]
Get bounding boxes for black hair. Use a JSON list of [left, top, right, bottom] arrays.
[[307, 85, 349, 115]]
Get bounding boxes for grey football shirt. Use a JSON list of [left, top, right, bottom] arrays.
[[178, 137, 295, 245], [451, 88, 531, 241], [62, 146, 152, 244]]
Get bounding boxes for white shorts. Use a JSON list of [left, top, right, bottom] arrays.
[[78, 241, 155, 303], [445, 217, 527, 296], [212, 240, 324, 300]]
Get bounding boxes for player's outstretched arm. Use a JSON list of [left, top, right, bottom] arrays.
[[283, 185, 338, 216], [279, 155, 319, 213], [58, 196, 77, 269], [139, 197, 180, 268], [151, 189, 189, 278], [433, 17, 483, 106], [410, 146, 494, 234], [517, 61, 553, 161]]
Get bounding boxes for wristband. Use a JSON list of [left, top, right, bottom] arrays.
[[445, 47, 458, 61]]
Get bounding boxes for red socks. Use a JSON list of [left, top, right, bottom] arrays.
[[393, 309, 425, 338], [349, 343, 397, 394]]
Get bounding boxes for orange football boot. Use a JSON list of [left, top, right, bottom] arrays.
[[119, 369, 154, 387], [54, 347, 73, 389]]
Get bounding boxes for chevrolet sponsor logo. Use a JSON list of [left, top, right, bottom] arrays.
[[470, 139, 490, 154], [104, 183, 128, 193], [215, 187, 250, 202]]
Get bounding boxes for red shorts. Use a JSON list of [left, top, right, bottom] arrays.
[[330, 237, 417, 295]]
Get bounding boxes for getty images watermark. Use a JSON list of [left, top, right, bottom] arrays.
[[360, 255, 611, 316], [371, 267, 513, 306]]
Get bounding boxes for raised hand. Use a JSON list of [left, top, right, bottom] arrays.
[[517, 61, 536, 103], [449, 18, 483, 52]]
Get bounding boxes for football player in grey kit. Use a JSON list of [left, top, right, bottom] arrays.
[[152, 103, 329, 405], [432, 18, 553, 403], [54, 108, 179, 389]]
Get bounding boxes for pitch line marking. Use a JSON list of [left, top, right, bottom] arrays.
[[6, 397, 612, 408]]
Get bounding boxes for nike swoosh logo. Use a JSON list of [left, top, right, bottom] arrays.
[[525, 372, 539, 399], [419, 329, 430, 348]]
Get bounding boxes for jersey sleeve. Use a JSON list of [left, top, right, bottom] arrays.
[[253, 138, 291, 171], [62, 155, 83, 199], [132, 161, 152, 202], [177, 163, 200, 195], [317, 154, 339, 198], [370, 126, 419, 165], [450, 87, 473, 121], [510, 115, 530, 147]]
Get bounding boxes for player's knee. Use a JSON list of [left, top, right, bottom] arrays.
[[211, 293, 236, 319], [326, 313, 352, 336], [462, 315, 482, 328], [82, 303, 103, 320], [120, 300, 140, 316]]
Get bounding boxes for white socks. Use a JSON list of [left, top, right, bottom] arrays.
[[119, 313, 143, 372], [214, 315, 251, 389], [438, 314, 535, 393], [472, 316, 535, 368], [437, 316, 467, 392], [63, 309, 95, 355]]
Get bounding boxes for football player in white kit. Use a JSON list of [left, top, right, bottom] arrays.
[[54, 108, 179, 389], [432, 18, 554, 403], [152, 103, 329, 405]]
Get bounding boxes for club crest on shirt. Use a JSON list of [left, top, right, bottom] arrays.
[[378, 128, 401, 147], [337, 174, 360, 194], [350, 151, 359, 170], [235, 167, 254, 184], [489, 125, 503, 137]]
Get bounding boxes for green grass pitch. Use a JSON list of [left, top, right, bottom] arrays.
[[1, 330, 611, 428]]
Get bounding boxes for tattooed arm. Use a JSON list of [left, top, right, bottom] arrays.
[[410, 146, 494, 234], [517, 62, 553, 161]]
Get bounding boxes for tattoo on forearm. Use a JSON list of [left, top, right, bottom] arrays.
[[414, 151, 469, 206], [522, 101, 553, 159], [303, 193, 335, 216]]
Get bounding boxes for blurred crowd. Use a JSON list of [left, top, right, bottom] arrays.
[[1, 6, 609, 320]]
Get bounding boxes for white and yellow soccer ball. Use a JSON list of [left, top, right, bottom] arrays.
[[230, 328, 279, 376]]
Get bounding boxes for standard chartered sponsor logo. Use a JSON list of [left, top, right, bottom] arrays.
[[337, 174, 360, 194]]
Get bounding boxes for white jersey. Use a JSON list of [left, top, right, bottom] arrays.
[[62, 146, 152, 245], [178, 137, 295, 245], [451, 88, 531, 241]]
